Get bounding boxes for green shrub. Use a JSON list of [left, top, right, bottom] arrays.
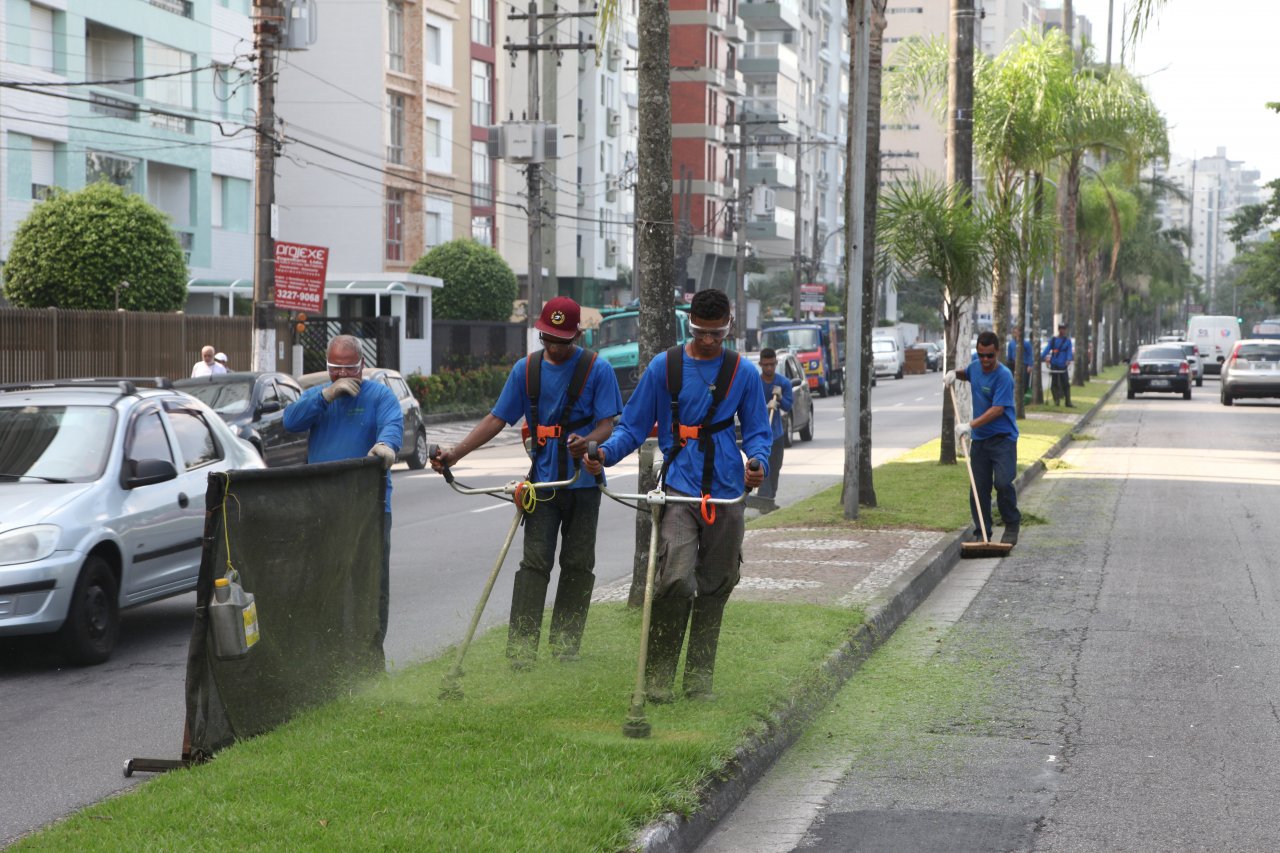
[[407, 366, 509, 413], [410, 240, 517, 321]]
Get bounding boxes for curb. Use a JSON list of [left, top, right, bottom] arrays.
[[633, 376, 1124, 852], [421, 408, 490, 426]]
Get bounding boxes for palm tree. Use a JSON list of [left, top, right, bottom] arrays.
[[877, 177, 995, 464]]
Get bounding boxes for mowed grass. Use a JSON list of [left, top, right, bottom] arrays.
[[17, 603, 860, 852]]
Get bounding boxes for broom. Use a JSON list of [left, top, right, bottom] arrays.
[[948, 383, 1014, 558]]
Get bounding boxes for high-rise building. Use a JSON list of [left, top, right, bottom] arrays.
[[0, 0, 256, 311]]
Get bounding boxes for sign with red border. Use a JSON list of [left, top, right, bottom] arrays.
[[273, 241, 329, 313]]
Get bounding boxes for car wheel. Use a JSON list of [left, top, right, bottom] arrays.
[[1183, 385, 1192, 400], [895, 366, 904, 380], [1196, 376, 1203, 387], [783, 413, 794, 448], [1127, 385, 1135, 400], [408, 428, 429, 470], [58, 555, 119, 666], [1221, 389, 1233, 406], [799, 411, 814, 442]]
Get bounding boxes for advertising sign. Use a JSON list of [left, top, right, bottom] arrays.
[[273, 241, 329, 314]]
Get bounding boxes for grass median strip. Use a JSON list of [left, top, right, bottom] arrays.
[[18, 603, 861, 851]]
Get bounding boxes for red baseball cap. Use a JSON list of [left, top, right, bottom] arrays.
[[535, 296, 582, 338]]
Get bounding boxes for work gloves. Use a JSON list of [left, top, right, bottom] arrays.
[[943, 371, 958, 388], [368, 442, 397, 470], [322, 377, 362, 402], [954, 422, 972, 443]]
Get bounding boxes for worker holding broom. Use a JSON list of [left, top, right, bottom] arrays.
[[945, 330, 1022, 547], [750, 347, 792, 513]]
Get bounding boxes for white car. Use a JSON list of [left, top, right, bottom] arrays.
[[0, 379, 265, 664], [872, 337, 904, 379]]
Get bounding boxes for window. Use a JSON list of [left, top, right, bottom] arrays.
[[406, 295, 424, 339], [165, 407, 222, 470], [387, 92, 405, 164], [211, 175, 224, 227], [425, 23, 443, 65], [387, 0, 405, 72], [86, 22, 136, 95], [30, 138, 54, 199], [145, 41, 193, 108], [471, 215, 492, 247], [425, 210, 442, 248], [126, 410, 173, 472], [386, 189, 405, 261], [472, 141, 491, 205], [471, 0, 492, 46], [277, 382, 300, 406], [147, 161, 192, 227], [28, 4, 56, 71], [86, 151, 137, 189], [471, 60, 492, 125], [425, 117, 442, 158]]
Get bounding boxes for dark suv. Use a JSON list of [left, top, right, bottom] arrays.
[[175, 372, 309, 467], [298, 368, 429, 469]]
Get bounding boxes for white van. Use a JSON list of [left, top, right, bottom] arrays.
[[1186, 315, 1241, 375]]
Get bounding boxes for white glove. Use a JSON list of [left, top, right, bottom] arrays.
[[943, 371, 957, 388], [954, 422, 972, 443], [323, 377, 362, 402], [772, 386, 783, 399], [767, 398, 778, 412], [368, 442, 397, 470]]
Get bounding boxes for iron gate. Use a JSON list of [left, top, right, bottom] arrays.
[[296, 316, 400, 375]]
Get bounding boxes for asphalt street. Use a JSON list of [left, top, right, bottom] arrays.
[[700, 377, 1280, 852], [0, 369, 945, 845]]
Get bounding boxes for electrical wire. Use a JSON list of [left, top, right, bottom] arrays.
[[0, 62, 221, 89]]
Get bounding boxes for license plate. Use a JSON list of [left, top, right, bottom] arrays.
[[1148, 379, 1169, 388]]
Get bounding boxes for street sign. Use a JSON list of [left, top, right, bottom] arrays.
[[799, 283, 826, 295], [800, 298, 824, 313], [273, 241, 329, 314]]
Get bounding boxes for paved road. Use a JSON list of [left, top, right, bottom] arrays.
[[0, 369, 946, 845], [701, 377, 1280, 852]]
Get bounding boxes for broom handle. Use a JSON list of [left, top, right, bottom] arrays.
[[948, 383, 992, 544]]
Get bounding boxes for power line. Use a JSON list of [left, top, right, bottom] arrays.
[[0, 62, 222, 89]]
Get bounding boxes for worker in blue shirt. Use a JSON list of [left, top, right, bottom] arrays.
[[1041, 321, 1074, 407], [585, 289, 772, 702], [945, 330, 1022, 546], [283, 334, 404, 648], [1006, 325, 1033, 400], [431, 297, 622, 668], [752, 347, 793, 511]]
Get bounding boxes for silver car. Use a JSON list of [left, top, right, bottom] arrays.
[[0, 379, 265, 665], [1176, 342, 1204, 387], [1220, 339, 1280, 405]]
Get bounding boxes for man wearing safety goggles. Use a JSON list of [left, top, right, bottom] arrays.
[[431, 297, 622, 668], [284, 334, 404, 647], [585, 289, 771, 702]]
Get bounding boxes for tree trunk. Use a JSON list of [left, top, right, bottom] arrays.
[[857, 1, 886, 508], [1031, 172, 1045, 405], [940, 295, 962, 464], [1061, 153, 1083, 386]]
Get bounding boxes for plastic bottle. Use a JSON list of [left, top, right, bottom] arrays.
[[210, 575, 260, 660]]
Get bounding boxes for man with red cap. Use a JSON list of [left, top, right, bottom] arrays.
[[432, 297, 622, 668]]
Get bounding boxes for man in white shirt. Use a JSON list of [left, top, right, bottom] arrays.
[[191, 346, 227, 377]]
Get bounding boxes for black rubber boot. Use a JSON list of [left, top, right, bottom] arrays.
[[683, 595, 728, 701], [507, 569, 549, 670], [645, 597, 691, 704], [548, 569, 594, 661]]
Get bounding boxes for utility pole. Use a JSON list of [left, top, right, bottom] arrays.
[[842, 0, 871, 520], [733, 141, 749, 349], [505, 2, 595, 331], [792, 138, 804, 320], [251, 0, 281, 372]]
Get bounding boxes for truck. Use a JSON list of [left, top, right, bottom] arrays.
[[594, 305, 696, 398], [1186, 315, 1241, 375], [759, 320, 843, 396]]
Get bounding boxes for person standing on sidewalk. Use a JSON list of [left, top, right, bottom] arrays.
[[1006, 326, 1032, 398], [1042, 322, 1074, 407], [584, 289, 772, 702], [191, 346, 226, 377], [751, 347, 792, 512], [946, 331, 1022, 546], [430, 297, 622, 668], [283, 335, 403, 647]]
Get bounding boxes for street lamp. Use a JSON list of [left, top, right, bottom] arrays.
[[115, 280, 130, 311]]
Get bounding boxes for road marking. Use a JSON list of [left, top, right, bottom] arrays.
[[470, 502, 513, 513], [914, 396, 925, 401]]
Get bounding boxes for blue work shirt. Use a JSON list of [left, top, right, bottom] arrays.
[[762, 372, 793, 441], [1007, 339, 1032, 367], [283, 379, 404, 509], [964, 360, 1018, 442], [492, 347, 623, 489], [600, 348, 773, 498], [1042, 335, 1074, 369]]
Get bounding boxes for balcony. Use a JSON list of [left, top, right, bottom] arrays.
[[738, 42, 799, 80], [746, 205, 795, 243], [745, 151, 796, 188], [739, 97, 800, 137], [737, 0, 800, 31]]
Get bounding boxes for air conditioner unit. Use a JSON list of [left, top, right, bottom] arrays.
[[605, 239, 618, 266]]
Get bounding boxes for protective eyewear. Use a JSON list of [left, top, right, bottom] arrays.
[[539, 333, 576, 347], [975, 351, 998, 360], [326, 361, 364, 372], [688, 322, 732, 341]]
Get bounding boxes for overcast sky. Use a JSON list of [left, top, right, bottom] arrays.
[[1069, 0, 1279, 184]]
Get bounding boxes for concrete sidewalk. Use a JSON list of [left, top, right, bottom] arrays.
[[621, 379, 1123, 853]]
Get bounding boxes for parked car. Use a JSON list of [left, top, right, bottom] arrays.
[[742, 350, 815, 447], [1174, 342, 1203, 387], [0, 378, 265, 664], [1219, 339, 1280, 406], [908, 342, 943, 372], [297, 367, 429, 469], [1127, 345, 1192, 400], [174, 372, 309, 467], [872, 337, 905, 380]]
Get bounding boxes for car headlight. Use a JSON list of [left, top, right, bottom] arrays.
[[0, 524, 62, 566]]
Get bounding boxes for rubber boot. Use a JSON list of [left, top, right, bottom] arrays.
[[507, 569, 549, 671], [548, 569, 594, 661], [682, 595, 728, 701], [644, 597, 691, 704]]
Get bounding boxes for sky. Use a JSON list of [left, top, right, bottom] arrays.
[[1069, 0, 1280, 184]]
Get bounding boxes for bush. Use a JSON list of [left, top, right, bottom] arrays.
[[411, 240, 517, 321], [407, 366, 509, 414], [3, 182, 188, 311]]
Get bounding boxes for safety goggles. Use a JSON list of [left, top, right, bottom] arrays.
[[688, 322, 732, 341], [975, 351, 998, 360], [326, 361, 364, 373]]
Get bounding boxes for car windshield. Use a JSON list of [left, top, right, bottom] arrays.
[[1141, 347, 1185, 360], [761, 328, 821, 350], [181, 380, 252, 416], [1236, 343, 1280, 362], [872, 339, 895, 353], [596, 315, 639, 348], [0, 405, 116, 482]]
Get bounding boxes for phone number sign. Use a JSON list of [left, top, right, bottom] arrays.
[[273, 241, 329, 313]]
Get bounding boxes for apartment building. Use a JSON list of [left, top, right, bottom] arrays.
[[0, 0, 255, 304]]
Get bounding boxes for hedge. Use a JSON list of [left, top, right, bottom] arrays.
[[406, 366, 509, 414]]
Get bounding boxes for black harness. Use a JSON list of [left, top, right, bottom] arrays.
[[525, 348, 597, 482], [659, 345, 741, 499]]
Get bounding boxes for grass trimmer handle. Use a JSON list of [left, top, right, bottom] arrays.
[[426, 443, 454, 484], [585, 441, 605, 485]]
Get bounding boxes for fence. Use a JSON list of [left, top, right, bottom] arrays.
[[296, 316, 400, 375], [0, 309, 292, 383], [432, 319, 526, 370]]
